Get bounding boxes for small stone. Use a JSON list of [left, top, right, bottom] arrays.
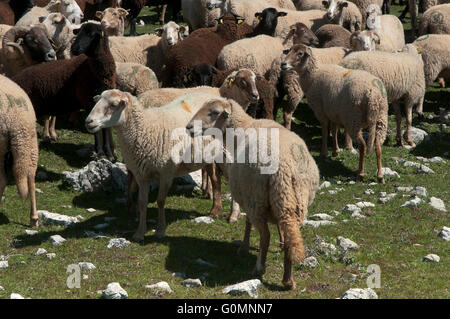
[[145, 281, 173, 294], [84, 231, 108, 239], [380, 167, 400, 178], [401, 196, 422, 208], [222, 279, 261, 298], [368, 182, 377, 186], [86, 208, 96, 213], [102, 282, 128, 299], [402, 127, 429, 144], [416, 156, 428, 162], [61, 205, 72, 209], [403, 161, 421, 168], [348, 181, 356, 185], [193, 216, 214, 224], [301, 256, 319, 268], [317, 242, 337, 256], [337, 236, 359, 251], [342, 288, 378, 299], [107, 238, 130, 249], [49, 235, 66, 246], [328, 190, 337, 195], [364, 189, 374, 195], [25, 230, 38, 235], [351, 211, 366, 219], [83, 274, 89, 280], [38, 210, 81, 227], [182, 278, 202, 288], [428, 197, 446, 212], [35, 188, 43, 194], [355, 201, 375, 209], [319, 181, 331, 189], [429, 156, 444, 163], [396, 186, 413, 192], [412, 186, 427, 197], [93, 223, 109, 230], [438, 226, 450, 241], [310, 213, 334, 221], [35, 248, 47, 256], [10, 293, 25, 299], [343, 204, 361, 214], [378, 193, 396, 204], [78, 262, 96, 271], [423, 254, 440, 263], [330, 210, 340, 216], [418, 164, 435, 174], [46, 253, 56, 260], [0, 261, 8, 269], [0, 285, 4, 291], [302, 220, 337, 227]]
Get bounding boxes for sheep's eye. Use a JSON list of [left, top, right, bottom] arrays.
[[297, 52, 303, 57]]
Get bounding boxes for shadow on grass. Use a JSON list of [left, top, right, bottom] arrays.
[[0, 212, 10, 225], [411, 132, 450, 159], [39, 141, 88, 169]]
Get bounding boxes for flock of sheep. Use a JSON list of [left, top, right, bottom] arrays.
[[0, 0, 449, 290]]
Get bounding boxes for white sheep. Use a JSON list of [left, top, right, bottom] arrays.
[[0, 74, 39, 227], [109, 21, 188, 81], [322, 0, 362, 32], [340, 44, 426, 147], [16, 0, 83, 26], [293, 0, 325, 10], [282, 44, 388, 182], [419, 4, 450, 35], [273, 8, 329, 39], [39, 12, 74, 59], [348, 0, 383, 25], [349, 30, 380, 51], [95, 7, 129, 37], [413, 34, 450, 88], [116, 62, 159, 96], [186, 96, 320, 290], [365, 3, 405, 52]]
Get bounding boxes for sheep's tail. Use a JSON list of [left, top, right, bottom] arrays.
[[279, 217, 305, 263], [366, 86, 388, 154]]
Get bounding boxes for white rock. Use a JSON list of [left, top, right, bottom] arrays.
[[107, 238, 130, 249], [402, 127, 429, 144], [172, 272, 186, 279], [38, 210, 80, 227], [10, 293, 25, 299], [423, 254, 440, 263], [318, 242, 337, 256], [319, 181, 331, 189], [49, 235, 66, 246], [412, 186, 427, 197], [301, 256, 319, 268], [25, 230, 38, 235], [396, 186, 413, 192], [342, 288, 378, 299], [364, 189, 374, 195], [182, 278, 202, 287], [403, 161, 420, 168], [330, 210, 340, 216], [303, 220, 336, 228], [102, 282, 128, 299], [145, 281, 173, 294], [83, 275, 89, 280], [35, 248, 47, 256], [429, 197, 446, 212], [86, 208, 96, 213], [78, 262, 96, 271], [0, 261, 8, 269], [380, 167, 400, 178], [222, 279, 262, 298], [438, 226, 450, 241], [355, 201, 375, 209], [46, 253, 56, 260], [351, 211, 366, 219], [93, 223, 109, 230], [429, 156, 444, 163], [378, 193, 396, 204], [348, 181, 356, 184], [85, 231, 108, 239], [0, 285, 4, 291], [310, 213, 334, 221], [418, 164, 435, 174], [193, 216, 214, 224], [328, 190, 337, 195], [337, 237, 359, 251], [401, 196, 422, 208], [343, 204, 361, 214]]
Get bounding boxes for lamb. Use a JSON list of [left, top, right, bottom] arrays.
[[95, 7, 129, 36], [322, 0, 362, 32], [419, 4, 450, 35], [413, 34, 450, 88], [0, 74, 39, 227], [116, 62, 159, 96], [1, 25, 57, 77], [109, 21, 188, 81], [17, 0, 84, 26], [12, 23, 117, 161], [349, 30, 380, 51], [162, 12, 254, 88], [282, 22, 320, 47], [282, 44, 388, 182], [315, 24, 352, 48], [365, 4, 405, 52], [348, 0, 383, 25], [186, 96, 320, 290], [293, 0, 325, 10], [340, 44, 426, 147]]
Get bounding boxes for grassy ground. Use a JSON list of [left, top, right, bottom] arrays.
[[0, 5, 449, 299]]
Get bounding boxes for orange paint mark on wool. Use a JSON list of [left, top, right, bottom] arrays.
[[181, 101, 192, 113], [342, 70, 352, 78]]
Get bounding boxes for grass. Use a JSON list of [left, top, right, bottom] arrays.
[[0, 4, 449, 299]]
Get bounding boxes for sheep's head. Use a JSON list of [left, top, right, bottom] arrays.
[[222, 69, 259, 105], [49, 0, 84, 24], [39, 13, 73, 49], [7, 25, 57, 62], [254, 7, 287, 36], [184, 63, 218, 87], [206, 0, 226, 11], [350, 30, 379, 51], [323, 0, 348, 21], [284, 22, 319, 47], [155, 21, 187, 47], [86, 89, 129, 133], [397, 44, 422, 56], [366, 4, 381, 29], [281, 44, 313, 72], [96, 7, 128, 35], [186, 98, 233, 136], [216, 12, 246, 40], [71, 22, 106, 56]]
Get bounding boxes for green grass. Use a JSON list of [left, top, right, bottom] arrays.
[[0, 5, 449, 299]]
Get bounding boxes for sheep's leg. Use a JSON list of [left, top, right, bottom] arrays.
[[320, 120, 329, 157], [376, 137, 385, 184], [0, 137, 7, 202], [126, 170, 138, 216], [103, 128, 116, 162], [356, 132, 366, 182], [43, 116, 51, 142], [229, 198, 241, 223], [331, 124, 341, 157], [399, 2, 409, 21], [344, 130, 355, 152], [415, 96, 425, 119], [237, 218, 251, 256], [27, 172, 38, 227], [408, 0, 418, 38], [277, 224, 284, 249], [404, 103, 416, 147], [132, 181, 150, 242], [438, 77, 446, 88], [129, 18, 138, 36], [253, 221, 270, 277], [283, 111, 294, 130], [207, 163, 223, 217], [94, 131, 106, 159], [49, 116, 58, 141], [393, 102, 404, 147], [155, 179, 171, 238], [201, 168, 209, 197]]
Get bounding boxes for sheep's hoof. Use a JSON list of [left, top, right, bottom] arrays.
[[395, 141, 404, 148], [377, 176, 385, 184], [237, 245, 249, 257], [332, 149, 341, 157], [407, 141, 416, 148], [30, 218, 40, 228], [42, 135, 52, 143], [209, 207, 222, 217], [228, 215, 239, 223], [282, 279, 296, 290], [50, 133, 58, 141]]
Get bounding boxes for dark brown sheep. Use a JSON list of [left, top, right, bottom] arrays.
[[315, 24, 352, 48], [12, 23, 117, 161], [0, 1, 15, 25], [162, 12, 254, 88]]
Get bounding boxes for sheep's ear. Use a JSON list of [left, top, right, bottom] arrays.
[[118, 8, 129, 18], [222, 109, 230, 118], [38, 16, 46, 23], [179, 26, 186, 34], [372, 32, 380, 44], [93, 95, 101, 103], [95, 11, 104, 20], [278, 12, 287, 17], [155, 28, 163, 37], [322, 1, 329, 8], [73, 27, 80, 35], [305, 47, 312, 57]]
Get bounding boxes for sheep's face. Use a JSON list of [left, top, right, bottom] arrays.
[[226, 69, 259, 105], [86, 90, 128, 133], [366, 4, 381, 29], [184, 63, 217, 87], [156, 21, 187, 47], [323, 0, 348, 21], [289, 23, 319, 47], [350, 30, 378, 51], [281, 45, 312, 72], [206, 0, 225, 11], [97, 8, 128, 34], [55, 0, 84, 24], [40, 13, 72, 48], [71, 23, 105, 57], [24, 26, 57, 62], [186, 99, 232, 136], [254, 8, 287, 36]]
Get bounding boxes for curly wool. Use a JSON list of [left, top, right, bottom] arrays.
[[116, 62, 159, 96], [419, 4, 450, 35], [315, 24, 351, 48]]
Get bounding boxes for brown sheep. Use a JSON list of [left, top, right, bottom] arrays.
[[315, 24, 352, 48]]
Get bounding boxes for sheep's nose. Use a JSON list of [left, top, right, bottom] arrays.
[[186, 123, 193, 130], [206, 4, 214, 10], [326, 13, 332, 20], [251, 93, 259, 100], [86, 118, 93, 125], [46, 50, 56, 61], [281, 62, 288, 69]]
